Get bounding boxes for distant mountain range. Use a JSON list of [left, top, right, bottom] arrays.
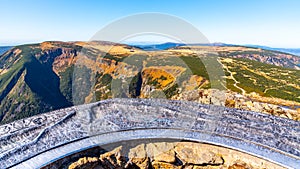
[[130, 42, 239, 51], [131, 42, 186, 50], [245, 45, 300, 56], [3, 42, 299, 56], [130, 42, 300, 56]]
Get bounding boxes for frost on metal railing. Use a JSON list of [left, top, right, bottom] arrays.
[[0, 98, 299, 168]]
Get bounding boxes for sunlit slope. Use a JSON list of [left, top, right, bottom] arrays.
[[0, 41, 300, 123]]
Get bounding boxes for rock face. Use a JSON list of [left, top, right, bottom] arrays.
[[66, 141, 284, 169]]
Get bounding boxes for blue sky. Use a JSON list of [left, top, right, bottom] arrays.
[[1, 0, 300, 47]]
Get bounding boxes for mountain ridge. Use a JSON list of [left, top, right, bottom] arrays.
[[1, 41, 300, 123]]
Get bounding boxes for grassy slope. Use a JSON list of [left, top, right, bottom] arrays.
[[222, 58, 300, 102]]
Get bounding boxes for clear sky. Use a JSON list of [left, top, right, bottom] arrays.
[[1, 0, 300, 48]]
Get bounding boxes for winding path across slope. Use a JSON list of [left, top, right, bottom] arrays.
[[221, 59, 247, 95]]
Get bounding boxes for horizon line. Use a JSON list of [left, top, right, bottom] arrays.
[[1, 40, 300, 49]]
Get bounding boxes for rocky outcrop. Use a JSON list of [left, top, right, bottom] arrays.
[[67, 141, 284, 169], [174, 88, 300, 121], [68, 157, 99, 169]]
